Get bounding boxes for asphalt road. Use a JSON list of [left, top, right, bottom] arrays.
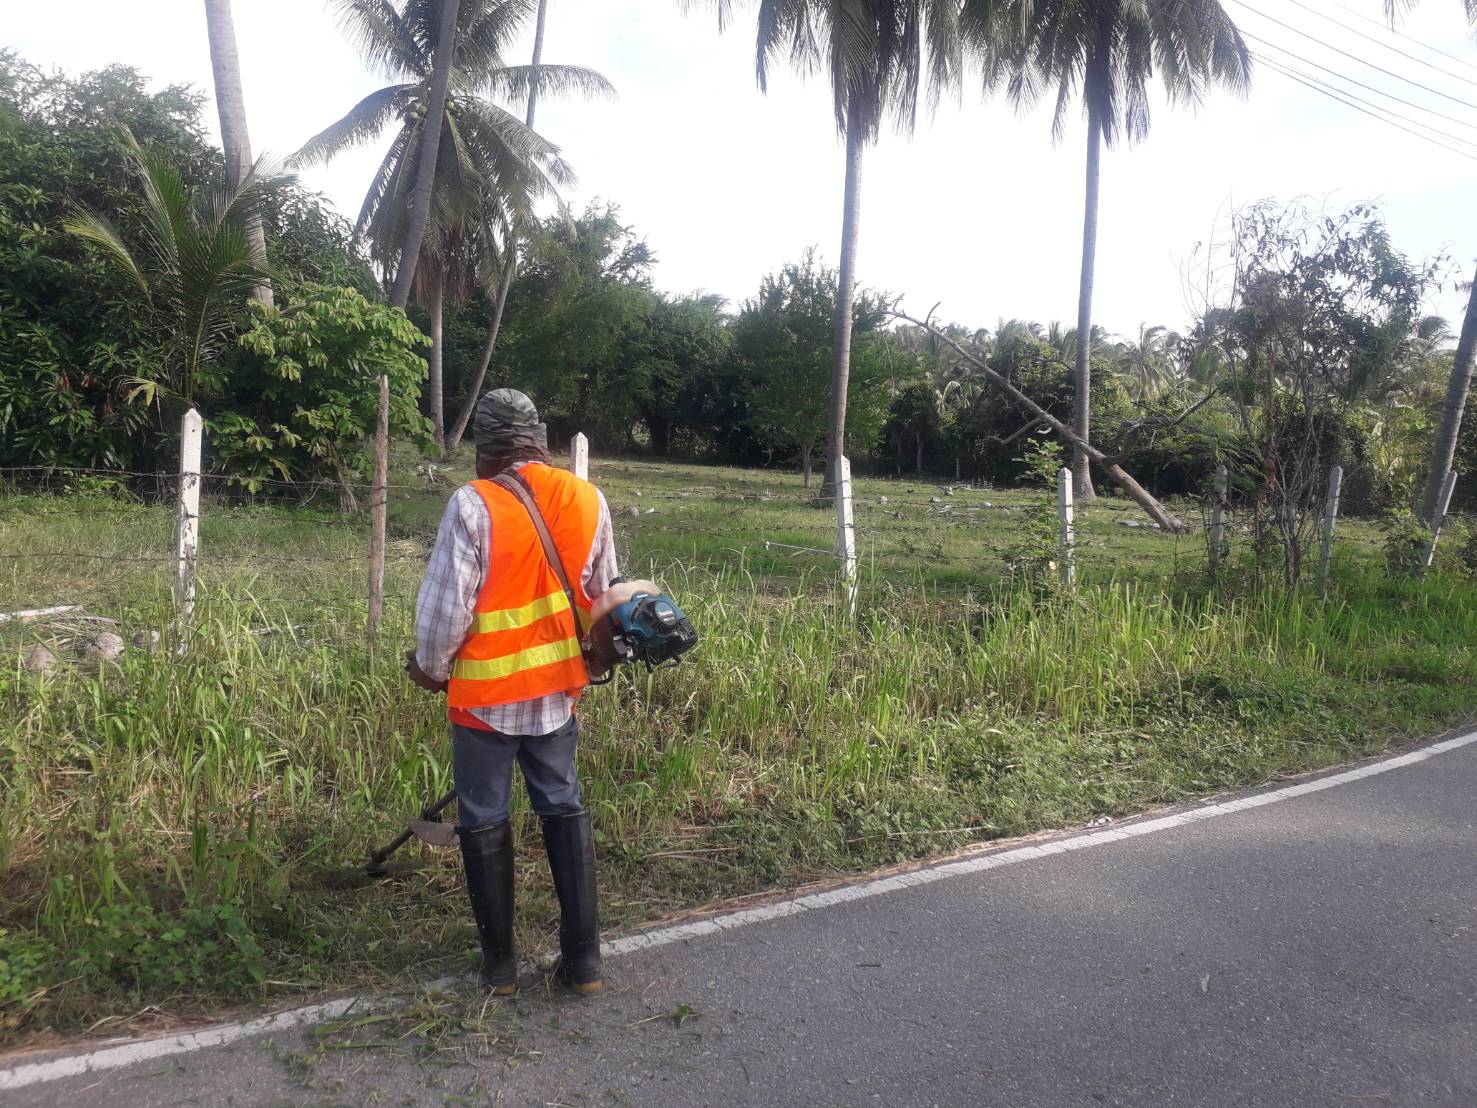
[[8, 734, 1477, 1107]]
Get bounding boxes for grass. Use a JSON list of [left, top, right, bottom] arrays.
[[2, 453, 1475, 1045]]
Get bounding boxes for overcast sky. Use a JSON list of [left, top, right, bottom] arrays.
[[9, 0, 1476, 336]]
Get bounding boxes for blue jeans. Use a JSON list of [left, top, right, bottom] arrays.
[[451, 716, 584, 830]]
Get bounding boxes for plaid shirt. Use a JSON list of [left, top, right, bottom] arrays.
[[414, 464, 618, 736]]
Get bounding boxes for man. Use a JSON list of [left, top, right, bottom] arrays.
[[406, 389, 616, 997]]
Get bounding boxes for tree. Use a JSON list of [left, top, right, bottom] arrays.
[[389, 0, 461, 309], [226, 283, 432, 506], [1419, 276, 1477, 525], [734, 251, 891, 486], [298, 0, 607, 447], [698, 0, 962, 493], [975, 0, 1250, 500], [446, 0, 553, 452], [1203, 201, 1433, 581], [64, 128, 280, 406], [202, 0, 272, 306]]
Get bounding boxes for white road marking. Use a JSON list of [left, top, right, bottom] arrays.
[[4, 728, 1474, 1092]]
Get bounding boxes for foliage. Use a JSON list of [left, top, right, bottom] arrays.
[[65, 127, 280, 405], [0, 52, 389, 474], [224, 284, 432, 490], [1200, 201, 1436, 581], [295, 0, 607, 275], [733, 251, 892, 484]]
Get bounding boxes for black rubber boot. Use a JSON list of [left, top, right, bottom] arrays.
[[541, 810, 603, 995], [460, 820, 518, 996]]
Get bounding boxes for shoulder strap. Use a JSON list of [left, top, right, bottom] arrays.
[[492, 471, 579, 617]]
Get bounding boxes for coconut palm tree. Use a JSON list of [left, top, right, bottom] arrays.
[[696, 0, 964, 494], [389, 0, 461, 309], [202, 0, 272, 306], [1116, 323, 1182, 401], [971, 0, 1250, 499], [1420, 277, 1477, 524], [298, 0, 609, 446], [65, 129, 281, 405], [445, 0, 553, 452]]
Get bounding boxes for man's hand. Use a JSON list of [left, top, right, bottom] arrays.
[[405, 649, 449, 694]]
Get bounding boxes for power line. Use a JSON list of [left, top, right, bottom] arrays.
[[1320, 0, 1477, 76], [1249, 33, 1477, 137], [1283, 0, 1477, 88], [1227, 0, 1477, 110], [1256, 54, 1477, 162]]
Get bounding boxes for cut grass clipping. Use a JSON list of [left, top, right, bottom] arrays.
[[2, 456, 1475, 1042]]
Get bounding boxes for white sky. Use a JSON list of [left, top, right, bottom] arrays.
[[9, 0, 1476, 336]]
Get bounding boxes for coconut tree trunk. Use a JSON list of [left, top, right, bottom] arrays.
[[822, 112, 865, 497], [444, 0, 549, 452], [389, 0, 460, 310], [203, 0, 271, 306], [428, 270, 446, 449], [1420, 278, 1477, 525], [1072, 98, 1102, 501]]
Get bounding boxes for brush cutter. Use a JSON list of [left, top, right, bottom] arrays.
[[364, 787, 458, 877]]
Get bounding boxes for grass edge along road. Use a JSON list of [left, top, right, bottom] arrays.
[[3, 457, 1477, 1045]]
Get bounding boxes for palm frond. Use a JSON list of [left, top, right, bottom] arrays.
[[483, 63, 616, 103], [292, 84, 414, 166]]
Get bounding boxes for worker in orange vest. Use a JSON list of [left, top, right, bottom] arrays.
[[406, 389, 618, 997]]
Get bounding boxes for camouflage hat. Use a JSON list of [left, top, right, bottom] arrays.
[[474, 388, 546, 454]]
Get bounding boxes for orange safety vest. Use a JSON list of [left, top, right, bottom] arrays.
[[446, 464, 600, 711]]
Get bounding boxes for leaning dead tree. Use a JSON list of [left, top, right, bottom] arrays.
[[894, 311, 1191, 533]]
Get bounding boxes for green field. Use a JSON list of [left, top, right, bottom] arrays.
[[2, 455, 1475, 1044]]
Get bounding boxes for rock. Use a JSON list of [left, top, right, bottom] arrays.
[[23, 644, 57, 675], [625, 506, 641, 518], [633, 490, 642, 497], [980, 501, 992, 509], [878, 496, 889, 506], [944, 487, 955, 496], [80, 632, 125, 663], [131, 630, 162, 654], [643, 508, 657, 515], [930, 497, 943, 504]]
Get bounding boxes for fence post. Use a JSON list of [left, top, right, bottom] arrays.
[[1210, 465, 1228, 574], [368, 375, 390, 642], [835, 455, 857, 617], [1422, 469, 1459, 573], [570, 432, 589, 480], [174, 408, 203, 651], [1057, 467, 1075, 585], [1317, 465, 1343, 597]]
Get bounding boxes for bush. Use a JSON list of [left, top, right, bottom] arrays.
[[219, 284, 432, 492]]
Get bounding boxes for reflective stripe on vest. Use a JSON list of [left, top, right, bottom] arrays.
[[445, 464, 600, 711]]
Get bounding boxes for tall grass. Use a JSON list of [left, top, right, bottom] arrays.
[[2, 477, 1476, 1039]]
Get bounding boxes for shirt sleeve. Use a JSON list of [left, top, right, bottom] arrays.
[[415, 486, 486, 683], [582, 489, 620, 599]]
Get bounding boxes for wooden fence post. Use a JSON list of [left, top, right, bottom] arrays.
[[368, 375, 390, 642], [570, 432, 589, 480], [1057, 467, 1075, 586], [1210, 465, 1228, 574], [835, 456, 857, 617], [174, 408, 203, 651], [1317, 465, 1343, 597], [1422, 469, 1459, 573]]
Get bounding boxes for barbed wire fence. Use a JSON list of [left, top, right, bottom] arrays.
[[2, 403, 1466, 672]]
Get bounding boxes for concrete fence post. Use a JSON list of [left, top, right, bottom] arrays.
[[1422, 470, 1459, 573], [1317, 465, 1343, 597], [835, 456, 857, 617], [174, 407, 203, 651], [570, 432, 589, 480], [1057, 467, 1075, 586]]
